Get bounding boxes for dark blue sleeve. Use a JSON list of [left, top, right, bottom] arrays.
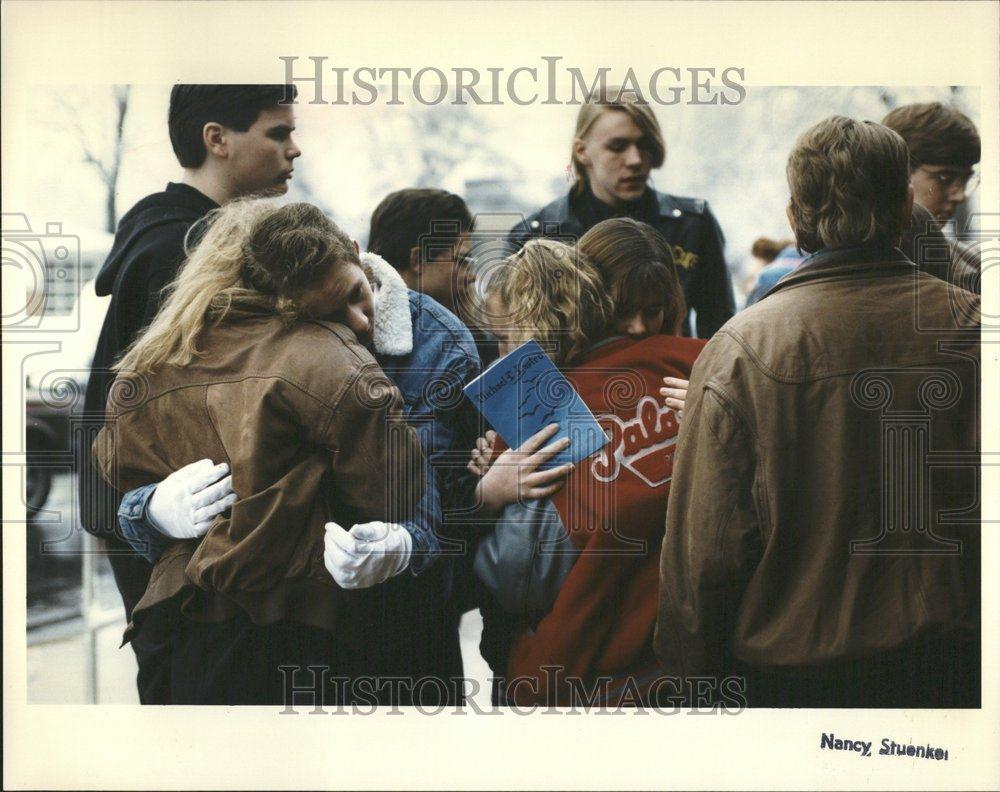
[[117, 483, 174, 564], [402, 349, 480, 575], [403, 460, 443, 576], [436, 351, 482, 510]]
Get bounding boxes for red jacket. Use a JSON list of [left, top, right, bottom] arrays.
[[506, 334, 706, 705]]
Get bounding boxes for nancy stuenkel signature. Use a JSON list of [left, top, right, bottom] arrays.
[[820, 732, 950, 761]]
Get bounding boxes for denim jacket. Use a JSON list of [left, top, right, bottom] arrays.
[[117, 252, 481, 578], [378, 290, 481, 506]]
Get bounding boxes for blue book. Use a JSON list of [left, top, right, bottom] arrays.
[[463, 339, 608, 468]]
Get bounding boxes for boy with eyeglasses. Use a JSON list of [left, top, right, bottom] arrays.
[[882, 102, 981, 288], [882, 102, 981, 225]]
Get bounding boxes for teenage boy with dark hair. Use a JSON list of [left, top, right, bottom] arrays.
[[368, 187, 499, 365], [881, 101, 981, 225], [79, 84, 300, 703], [368, 189, 473, 311], [882, 101, 982, 288], [655, 116, 980, 707]]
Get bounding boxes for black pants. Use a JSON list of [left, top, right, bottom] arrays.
[[170, 614, 465, 707], [106, 548, 173, 704], [739, 631, 981, 708], [169, 568, 465, 707], [171, 615, 345, 706]]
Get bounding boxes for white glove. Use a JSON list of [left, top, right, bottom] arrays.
[[147, 459, 236, 539], [323, 521, 412, 589]]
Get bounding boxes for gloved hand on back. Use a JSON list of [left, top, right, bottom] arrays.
[[147, 458, 236, 539]]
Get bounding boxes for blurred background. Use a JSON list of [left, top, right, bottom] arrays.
[[9, 83, 979, 703]]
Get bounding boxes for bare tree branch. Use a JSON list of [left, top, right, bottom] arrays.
[[55, 94, 112, 184], [53, 85, 131, 232]]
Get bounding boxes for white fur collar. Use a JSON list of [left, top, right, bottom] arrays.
[[362, 251, 413, 357]]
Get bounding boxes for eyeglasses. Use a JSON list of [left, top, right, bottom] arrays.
[[916, 166, 980, 197]]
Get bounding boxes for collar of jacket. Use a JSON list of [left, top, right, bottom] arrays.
[[583, 188, 686, 219], [653, 190, 688, 219], [361, 251, 413, 356], [208, 290, 283, 323], [765, 243, 916, 298], [563, 187, 685, 222]]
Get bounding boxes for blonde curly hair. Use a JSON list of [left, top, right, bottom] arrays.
[[485, 238, 612, 368]]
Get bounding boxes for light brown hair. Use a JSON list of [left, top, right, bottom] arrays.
[[751, 237, 795, 264], [486, 239, 612, 368], [571, 87, 666, 195], [578, 218, 686, 335], [786, 116, 910, 253], [116, 200, 359, 374]]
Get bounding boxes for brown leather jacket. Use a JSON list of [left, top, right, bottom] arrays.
[[655, 244, 980, 677], [93, 302, 424, 639]]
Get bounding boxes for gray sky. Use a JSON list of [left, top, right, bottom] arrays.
[[10, 83, 979, 270]]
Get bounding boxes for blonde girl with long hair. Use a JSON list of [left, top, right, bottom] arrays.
[[94, 199, 426, 705], [116, 199, 374, 375]]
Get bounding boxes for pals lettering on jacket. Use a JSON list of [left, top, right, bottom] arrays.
[[506, 334, 706, 700], [593, 396, 680, 487], [552, 334, 705, 545]]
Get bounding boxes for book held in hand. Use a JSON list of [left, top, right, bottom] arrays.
[[463, 339, 609, 468]]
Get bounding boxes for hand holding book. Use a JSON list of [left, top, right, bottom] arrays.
[[473, 423, 575, 518], [467, 430, 499, 478], [463, 339, 609, 470]]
